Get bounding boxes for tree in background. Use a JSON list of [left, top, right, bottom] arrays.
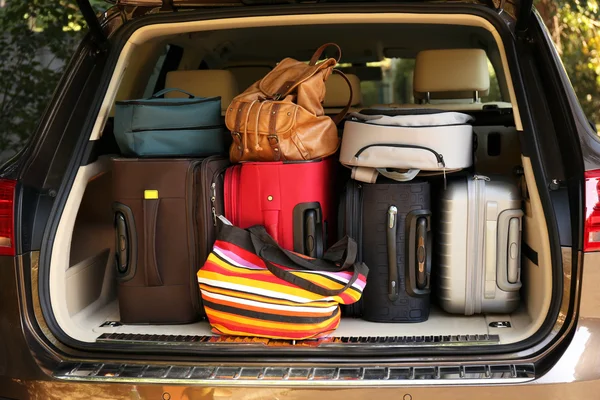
[[536, 0, 600, 124], [0, 0, 104, 156]]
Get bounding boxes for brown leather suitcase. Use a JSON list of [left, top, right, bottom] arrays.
[[112, 156, 229, 324]]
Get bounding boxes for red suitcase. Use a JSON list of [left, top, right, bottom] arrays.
[[224, 158, 336, 257]]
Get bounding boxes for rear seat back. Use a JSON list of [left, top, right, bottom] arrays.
[[164, 70, 239, 113], [225, 65, 273, 92], [323, 73, 362, 114], [414, 48, 489, 103], [375, 49, 511, 111]]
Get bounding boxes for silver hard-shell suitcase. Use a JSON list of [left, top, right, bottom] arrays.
[[438, 175, 523, 315]]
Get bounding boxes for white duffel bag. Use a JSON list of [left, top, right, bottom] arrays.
[[339, 109, 474, 183]]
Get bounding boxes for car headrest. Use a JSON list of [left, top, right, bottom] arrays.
[[413, 49, 490, 101], [164, 70, 239, 112], [225, 65, 273, 92], [323, 73, 362, 108]]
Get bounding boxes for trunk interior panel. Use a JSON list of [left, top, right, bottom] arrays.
[[43, 13, 557, 356]]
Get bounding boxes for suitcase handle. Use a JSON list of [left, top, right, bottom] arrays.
[[386, 206, 399, 302], [496, 209, 524, 292], [416, 217, 428, 290], [143, 197, 164, 286], [112, 202, 138, 282], [405, 210, 432, 297], [293, 202, 324, 259]]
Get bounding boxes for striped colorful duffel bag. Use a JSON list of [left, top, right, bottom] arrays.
[[197, 216, 369, 340]]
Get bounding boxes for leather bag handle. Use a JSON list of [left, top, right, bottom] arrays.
[[331, 69, 354, 125], [143, 198, 163, 286], [309, 43, 342, 65]]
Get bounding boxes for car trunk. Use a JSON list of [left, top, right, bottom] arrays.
[[42, 10, 555, 356]]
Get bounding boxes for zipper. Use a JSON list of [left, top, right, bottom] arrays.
[[210, 165, 228, 227], [354, 143, 445, 168], [352, 181, 363, 261], [224, 166, 240, 225], [350, 116, 467, 129], [131, 124, 224, 133], [211, 182, 217, 227], [189, 160, 203, 313], [195, 156, 224, 259]]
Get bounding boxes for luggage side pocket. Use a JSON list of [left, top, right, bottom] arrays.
[[112, 202, 137, 282]]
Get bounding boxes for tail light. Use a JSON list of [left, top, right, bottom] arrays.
[[584, 170, 600, 252], [0, 179, 17, 256]]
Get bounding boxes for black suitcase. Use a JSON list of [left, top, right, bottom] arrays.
[[339, 179, 432, 322]]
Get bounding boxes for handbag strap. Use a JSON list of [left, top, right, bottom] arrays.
[[247, 225, 365, 297], [331, 69, 354, 125], [152, 88, 196, 99], [309, 43, 342, 65]]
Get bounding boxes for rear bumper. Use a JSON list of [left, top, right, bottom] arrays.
[[1, 318, 597, 400], [1, 372, 600, 400], [3, 249, 599, 398]]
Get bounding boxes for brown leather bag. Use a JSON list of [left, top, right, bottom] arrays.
[[225, 43, 352, 162]]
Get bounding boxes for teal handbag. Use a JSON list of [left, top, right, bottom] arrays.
[[114, 88, 226, 157]]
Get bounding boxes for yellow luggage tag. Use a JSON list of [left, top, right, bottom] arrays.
[[144, 190, 159, 199]]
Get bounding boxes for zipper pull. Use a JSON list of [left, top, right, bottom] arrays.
[[211, 182, 217, 226], [473, 175, 491, 181], [443, 167, 447, 190]]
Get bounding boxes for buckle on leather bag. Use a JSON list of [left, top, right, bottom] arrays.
[[267, 135, 279, 145]]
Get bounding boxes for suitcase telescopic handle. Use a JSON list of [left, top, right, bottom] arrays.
[[143, 193, 164, 287], [387, 205, 399, 302]]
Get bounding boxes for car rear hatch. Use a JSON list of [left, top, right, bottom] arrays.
[[19, 0, 574, 383]]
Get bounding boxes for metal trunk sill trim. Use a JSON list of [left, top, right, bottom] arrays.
[[54, 363, 535, 386]]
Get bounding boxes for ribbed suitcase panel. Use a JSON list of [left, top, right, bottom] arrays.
[[437, 176, 523, 315], [437, 179, 469, 314], [361, 181, 431, 323]]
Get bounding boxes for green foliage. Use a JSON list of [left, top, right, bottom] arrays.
[[537, 0, 600, 123], [0, 0, 105, 155], [558, 0, 600, 123]]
